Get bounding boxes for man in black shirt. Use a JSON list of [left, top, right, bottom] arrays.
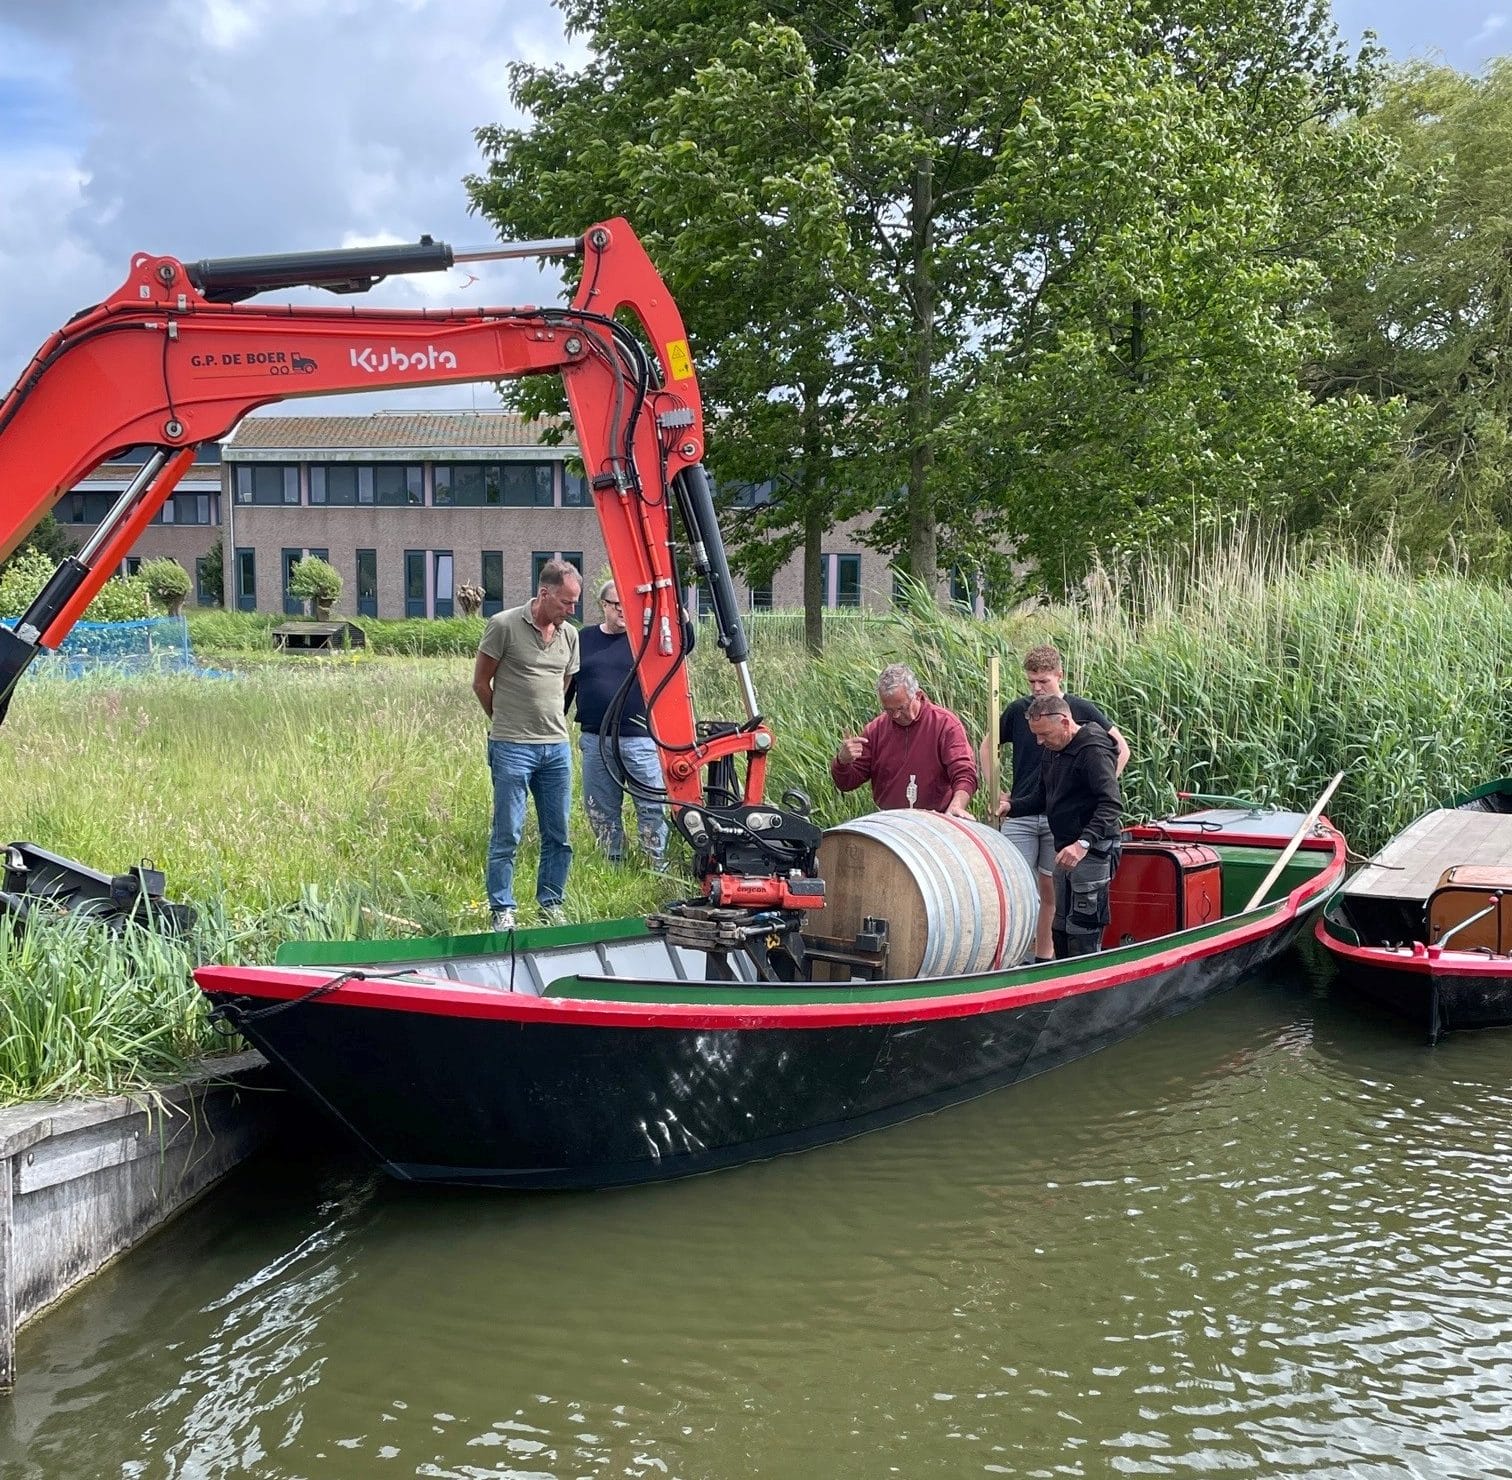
[[1008, 694, 1124, 958], [980, 644, 1129, 960], [566, 580, 692, 870]]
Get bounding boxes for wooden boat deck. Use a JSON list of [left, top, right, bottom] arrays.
[[1344, 809, 1512, 904]]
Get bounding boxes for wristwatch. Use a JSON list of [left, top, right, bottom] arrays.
[[1077, 837, 1093, 851]]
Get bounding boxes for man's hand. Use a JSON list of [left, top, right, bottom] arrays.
[[945, 790, 973, 819], [837, 735, 869, 765], [1055, 839, 1090, 870], [996, 791, 1011, 819]]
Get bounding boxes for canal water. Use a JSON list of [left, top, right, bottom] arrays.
[[4, 948, 1512, 1478]]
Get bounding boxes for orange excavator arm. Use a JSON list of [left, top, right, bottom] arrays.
[[0, 221, 823, 948]]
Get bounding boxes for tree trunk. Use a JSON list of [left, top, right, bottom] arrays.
[[906, 146, 938, 597], [800, 387, 827, 654], [802, 507, 824, 655]]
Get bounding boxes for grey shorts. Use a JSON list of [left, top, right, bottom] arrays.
[[1001, 813, 1055, 877]]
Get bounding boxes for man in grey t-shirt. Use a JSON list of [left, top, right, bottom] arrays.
[[472, 559, 582, 931]]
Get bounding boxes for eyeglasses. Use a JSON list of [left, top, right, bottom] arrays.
[[603, 599, 623, 609]]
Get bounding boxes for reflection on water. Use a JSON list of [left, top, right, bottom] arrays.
[[4, 949, 1512, 1478]]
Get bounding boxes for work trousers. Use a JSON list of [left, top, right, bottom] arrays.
[[1051, 845, 1120, 958]]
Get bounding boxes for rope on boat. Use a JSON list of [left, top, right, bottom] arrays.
[[209, 966, 422, 1032]]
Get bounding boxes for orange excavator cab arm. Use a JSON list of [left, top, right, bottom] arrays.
[[0, 221, 823, 972]]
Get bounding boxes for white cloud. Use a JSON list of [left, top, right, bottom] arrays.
[[0, 0, 576, 417], [1471, 12, 1507, 40]]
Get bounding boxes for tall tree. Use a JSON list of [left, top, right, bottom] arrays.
[[470, 0, 1401, 610], [1312, 59, 1512, 574]]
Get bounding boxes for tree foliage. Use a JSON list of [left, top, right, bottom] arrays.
[[470, 0, 1404, 608], [1313, 59, 1512, 575], [0, 550, 151, 623], [0, 514, 78, 572]]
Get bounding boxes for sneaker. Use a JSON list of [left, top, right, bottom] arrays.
[[540, 904, 567, 926], [491, 907, 516, 933]]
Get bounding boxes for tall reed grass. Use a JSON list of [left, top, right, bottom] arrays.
[[2, 538, 1507, 1102]]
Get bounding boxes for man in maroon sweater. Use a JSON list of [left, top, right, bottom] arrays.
[[831, 663, 978, 815]]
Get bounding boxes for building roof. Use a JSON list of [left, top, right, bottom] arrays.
[[77, 459, 221, 491], [224, 411, 576, 456]]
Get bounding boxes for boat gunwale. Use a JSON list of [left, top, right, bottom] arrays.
[[1314, 913, 1512, 977], [196, 828, 1346, 1031], [1319, 775, 1512, 968]]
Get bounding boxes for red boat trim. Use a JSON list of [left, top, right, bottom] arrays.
[[940, 814, 1009, 968], [1127, 822, 1337, 852], [1315, 918, 1512, 977], [196, 835, 1345, 1031]]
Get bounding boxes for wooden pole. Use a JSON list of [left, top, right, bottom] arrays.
[[1242, 770, 1345, 912], [983, 655, 1000, 822]]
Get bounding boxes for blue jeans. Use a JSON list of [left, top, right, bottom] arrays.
[[486, 739, 573, 910], [579, 732, 668, 866]]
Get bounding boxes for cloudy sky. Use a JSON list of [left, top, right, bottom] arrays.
[[0, 0, 1506, 421]]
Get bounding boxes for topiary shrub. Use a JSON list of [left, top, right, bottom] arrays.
[[288, 556, 343, 618], [139, 558, 192, 616]]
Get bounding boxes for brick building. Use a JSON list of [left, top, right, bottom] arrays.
[[219, 412, 887, 618], [62, 448, 224, 605], [59, 410, 910, 616]]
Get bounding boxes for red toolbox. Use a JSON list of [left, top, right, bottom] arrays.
[[1104, 841, 1223, 949]]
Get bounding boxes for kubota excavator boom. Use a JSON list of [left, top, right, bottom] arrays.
[[0, 220, 823, 974]]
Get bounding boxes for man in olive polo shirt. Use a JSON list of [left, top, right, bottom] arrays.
[[472, 559, 583, 932]]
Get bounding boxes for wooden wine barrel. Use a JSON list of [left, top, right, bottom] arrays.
[[816, 810, 1039, 979]]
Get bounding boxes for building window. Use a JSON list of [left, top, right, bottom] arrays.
[[529, 553, 580, 616], [309, 464, 422, 506], [234, 465, 300, 505], [433, 464, 486, 506], [481, 550, 504, 617], [152, 492, 216, 526], [835, 554, 861, 609], [561, 469, 589, 507], [820, 553, 861, 610], [281, 548, 303, 614], [748, 578, 773, 612], [434, 551, 454, 618], [65, 492, 115, 524], [310, 465, 357, 505], [404, 549, 426, 618], [235, 548, 256, 610], [195, 556, 220, 607], [374, 465, 423, 506], [356, 549, 377, 618], [730, 480, 776, 509], [124, 556, 143, 577], [435, 462, 553, 507]]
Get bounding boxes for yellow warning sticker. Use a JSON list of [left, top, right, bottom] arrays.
[[664, 338, 695, 381]]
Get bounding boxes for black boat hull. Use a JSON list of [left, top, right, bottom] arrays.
[[205, 914, 1310, 1189], [1318, 923, 1512, 1040]]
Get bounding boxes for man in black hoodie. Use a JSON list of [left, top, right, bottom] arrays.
[[1006, 694, 1123, 958]]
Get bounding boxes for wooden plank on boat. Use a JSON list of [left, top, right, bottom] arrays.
[[1344, 809, 1512, 903]]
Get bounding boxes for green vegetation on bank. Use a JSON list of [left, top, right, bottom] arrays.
[[1, 544, 1508, 1103], [185, 609, 489, 656]]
